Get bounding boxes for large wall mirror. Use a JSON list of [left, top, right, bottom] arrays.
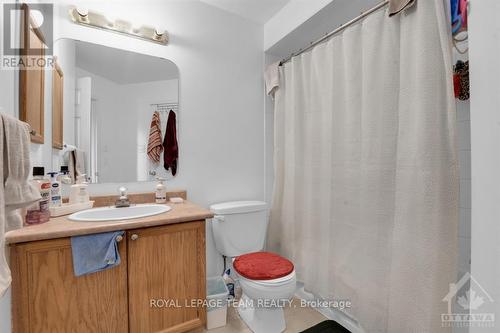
[[52, 39, 179, 184]]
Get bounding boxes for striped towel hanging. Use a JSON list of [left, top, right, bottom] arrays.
[[147, 111, 163, 163]]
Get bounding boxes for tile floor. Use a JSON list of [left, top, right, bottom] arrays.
[[190, 298, 327, 333]]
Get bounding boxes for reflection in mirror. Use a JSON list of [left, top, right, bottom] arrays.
[[52, 39, 179, 184]]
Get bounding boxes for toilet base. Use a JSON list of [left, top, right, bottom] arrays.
[[237, 294, 286, 333]]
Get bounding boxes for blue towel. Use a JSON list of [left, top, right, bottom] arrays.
[[71, 231, 124, 277]]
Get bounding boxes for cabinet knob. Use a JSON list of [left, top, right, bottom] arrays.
[[131, 234, 139, 241], [116, 235, 123, 242]]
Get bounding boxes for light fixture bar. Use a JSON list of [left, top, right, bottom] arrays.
[[68, 7, 168, 45]]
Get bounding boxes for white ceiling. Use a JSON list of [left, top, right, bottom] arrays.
[[200, 0, 290, 24], [75, 41, 179, 85]]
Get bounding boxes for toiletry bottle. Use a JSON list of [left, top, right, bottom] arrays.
[[79, 175, 90, 203], [223, 269, 235, 299], [47, 172, 62, 207], [57, 165, 72, 184], [25, 167, 51, 224], [155, 177, 167, 203], [69, 174, 90, 204]]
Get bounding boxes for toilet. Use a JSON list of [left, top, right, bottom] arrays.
[[210, 201, 296, 333]]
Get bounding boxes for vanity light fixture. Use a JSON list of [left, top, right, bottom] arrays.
[[68, 6, 168, 45]]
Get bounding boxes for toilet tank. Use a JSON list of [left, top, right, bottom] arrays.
[[210, 201, 268, 257]]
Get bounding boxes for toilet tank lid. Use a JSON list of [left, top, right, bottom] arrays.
[[210, 201, 267, 215]]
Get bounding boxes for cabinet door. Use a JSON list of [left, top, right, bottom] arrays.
[[52, 61, 64, 150], [19, 3, 45, 144], [10, 237, 128, 333], [128, 221, 206, 333]]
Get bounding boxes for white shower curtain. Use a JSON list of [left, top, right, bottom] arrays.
[[269, 1, 458, 332]]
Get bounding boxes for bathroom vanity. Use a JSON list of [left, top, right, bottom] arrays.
[[5, 193, 213, 333]]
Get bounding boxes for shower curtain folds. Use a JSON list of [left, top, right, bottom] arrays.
[[269, 1, 458, 332]]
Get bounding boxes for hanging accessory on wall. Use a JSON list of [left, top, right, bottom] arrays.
[[453, 32, 468, 54], [450, 0, 468, 54], [68, 6, 168, 45], [451, 0, 468, 35], [453, 60, 469, 101], [147, 111, 163, 163], [163, 110, 178, 176]]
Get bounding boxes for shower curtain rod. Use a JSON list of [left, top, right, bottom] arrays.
[[280, 0, 389, 65]]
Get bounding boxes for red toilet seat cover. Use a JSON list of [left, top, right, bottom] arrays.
[[233, 252, 294, 280]]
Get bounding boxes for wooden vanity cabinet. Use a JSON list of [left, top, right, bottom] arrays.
[[127, 221, 206, 333], [10, 237, 128, 333], [10, 221, 206, 333]]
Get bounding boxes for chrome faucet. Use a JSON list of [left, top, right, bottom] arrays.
[[115, 186, 131, 208]]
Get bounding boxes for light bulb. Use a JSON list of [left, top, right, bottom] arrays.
[[154, 27, 165, 37], [76, 6, 88, 18]]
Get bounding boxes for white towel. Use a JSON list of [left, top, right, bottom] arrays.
[[388, 0, 416, 17], [264, 61, 281, 98], [68, 149, 86, 183], [63, 142, 76, 152], [0, 113, 41, 297], [0, 114, 6, 298]]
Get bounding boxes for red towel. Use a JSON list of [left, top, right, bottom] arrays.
[[147, 111, 163, 163], [163, 110, 178, 176]]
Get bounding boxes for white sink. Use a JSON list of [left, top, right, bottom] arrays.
[[69, 204, 171, 222]]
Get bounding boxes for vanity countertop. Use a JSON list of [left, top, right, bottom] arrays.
[[5, 201, 214, 244]]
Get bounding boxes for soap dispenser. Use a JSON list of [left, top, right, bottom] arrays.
[[57, 166, 72, 184], [25, 167, 51, 224], [47, 172, 62, 207], [69, 174, 90, 204], [155, 177, 167, 204]]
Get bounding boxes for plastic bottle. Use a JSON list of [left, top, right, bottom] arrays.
[[155, 177, 167, 204], [47, 172, 62, 207], [223, 269, 235, 299], [25, 167, 51, 224], [69, 175, 90, 204], [57, 166, 72, 184]]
